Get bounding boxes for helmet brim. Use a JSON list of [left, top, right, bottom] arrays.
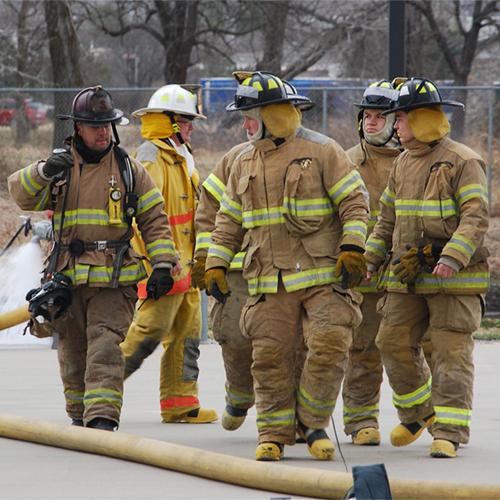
[[132, 107, 206, 119], [56, 108, 128, 125], [226, 95, 314, 112], [383, 100, 464, 115]]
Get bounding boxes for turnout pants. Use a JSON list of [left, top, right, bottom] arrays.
[[240, 282, 361, 445], [121, 289, 202, 420], [376, 292, 481, 444], [55, 286, 136, 425]]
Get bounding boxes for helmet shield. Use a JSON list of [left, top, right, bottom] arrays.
[[57, 86, 127, 125]]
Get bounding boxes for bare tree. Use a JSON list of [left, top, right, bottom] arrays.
[[409, 0, 500, 138], [44, 0, 84, 147]]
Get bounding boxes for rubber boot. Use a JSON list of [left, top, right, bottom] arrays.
[[430, 439, 458, 458], [86, 418, 118, 432], [162, 407, 218, 424], [255, 442, 284, 461], [352, 427, 381, 446], [390, 414, 435, 447], [298, 422, 335, 461], [221, 405, 247, 431], [71, 419, 84, 427]]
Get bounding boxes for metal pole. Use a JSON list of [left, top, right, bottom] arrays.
[[388, 0, 406, 79], [322, 89, 328, 134], [487, 87, 495, 207]]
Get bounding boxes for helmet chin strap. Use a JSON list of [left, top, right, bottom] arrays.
[[111, 122, 120, 145]]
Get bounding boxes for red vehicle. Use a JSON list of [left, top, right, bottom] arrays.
[[0, 98, 49, 128]]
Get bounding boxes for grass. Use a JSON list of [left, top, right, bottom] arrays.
[[474, 317, 500, 340]]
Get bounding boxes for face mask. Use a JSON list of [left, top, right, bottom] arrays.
[[364, 112, 396, 146]]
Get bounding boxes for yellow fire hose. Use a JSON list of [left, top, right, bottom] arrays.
[[0, 304, 29, 331], [0, 414, 499, 499]]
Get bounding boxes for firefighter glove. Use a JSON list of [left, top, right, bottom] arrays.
[[205, 267, 230, 304], [146, 265, 174, 299], [191, 257, 206, 290], [335, 247, 367, 289], [393, 243, 442, 284], [42, 150, 73, 178]]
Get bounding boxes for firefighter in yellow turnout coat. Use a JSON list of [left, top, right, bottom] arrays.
[[121, 85, 217, 423], [8, 87, 177, 430], [342, 81, 402, 445], [204, 72, 369, 461], [365, 78, 489, 458]]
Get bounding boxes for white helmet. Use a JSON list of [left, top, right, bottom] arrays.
[[133, 84, 206, 119]]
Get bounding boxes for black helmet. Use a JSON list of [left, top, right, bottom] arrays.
[[282, 80, 315, 111], [57, 85, 126, 124], [384, 77, 464, 114], [355, 80, 398, 110], [226, 71, 311, 112]]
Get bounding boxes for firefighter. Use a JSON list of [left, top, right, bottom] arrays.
[[120, 84, 217, 424], [192, 77, 312, 432], [342, 80, 402, 446], [204, 71, 369, 461], [365, 78, 489, 458], [8, 86, 177, 430]]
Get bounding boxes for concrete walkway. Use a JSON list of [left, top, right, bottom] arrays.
[[0, 341, 498, 499]]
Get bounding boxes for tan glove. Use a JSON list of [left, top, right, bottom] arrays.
[[335, 249, 367, 289], [191, 257, 206, 290], [393, 243, 442, 284], [204, 268, 230, 304]]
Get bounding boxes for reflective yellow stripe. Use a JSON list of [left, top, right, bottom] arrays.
[[382, 270, 489, 292], [84, 388, 122, 409], [368, 209, 380, 228], [456, 183, 488, 206], [282, 267, 341, 292], [256, 408, 295, 428], [53, 209, 128, 229], [380, 187, 395, 207], [203, 173, 225, 202], [34, 186, 50, 211], [62, 262, 147, 286], [242, 206, 284, 228], [395, 198, 457, 217], [343, 220, 368, 241], [64, 389, 84, 405], [225, 384, 254, 407], [366, 236, 387, 258], [136, 187, 164, 215], [446, 234, 476, 259], [434, 406, 471, 427], [392, 377, 432, 408], [343, 403, 379, 424], [328, 170, 364, 205], [298, 386, 335, 417], [247, 275, 279, 295], [282, 196, 335, 217], [207, 243, 234, 264], [195, 231, 212, 251], [220, 194, 242, 222], [229, 251, 245, 270], [20, 165, 43, 196], [145, 239, 176, 258]]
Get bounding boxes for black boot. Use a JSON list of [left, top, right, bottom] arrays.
[[86, 417, 118, 431], [71, 419, 84, 427]]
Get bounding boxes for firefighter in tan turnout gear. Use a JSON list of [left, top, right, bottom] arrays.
[[120, 84, 217, 424], [8, 86, 177, 430], [192, 79, 313, 432], [204, 71, 369, 461], [342, 80, 401, 446], [365, 78, 489, 458]]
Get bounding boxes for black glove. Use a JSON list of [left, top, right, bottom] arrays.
[[146, 266, 174, 300], [42, 150, 73, 178]]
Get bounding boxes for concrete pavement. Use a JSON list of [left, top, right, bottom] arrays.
[[0, 341, 499, 499]]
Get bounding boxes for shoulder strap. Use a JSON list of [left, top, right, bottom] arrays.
[[114, 145, 135, 194]]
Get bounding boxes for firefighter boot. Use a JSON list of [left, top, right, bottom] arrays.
[[430, 439, 458, 458], [352, 427, 381, 446], [390, 414, 435, 447], [71, 419, 84, 427], [86, 418, 118, 432], [298, 422, 335, 460], [221, 405, 247, 431], [255, 442, 284, 461], [162, 407, 218, 424]]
